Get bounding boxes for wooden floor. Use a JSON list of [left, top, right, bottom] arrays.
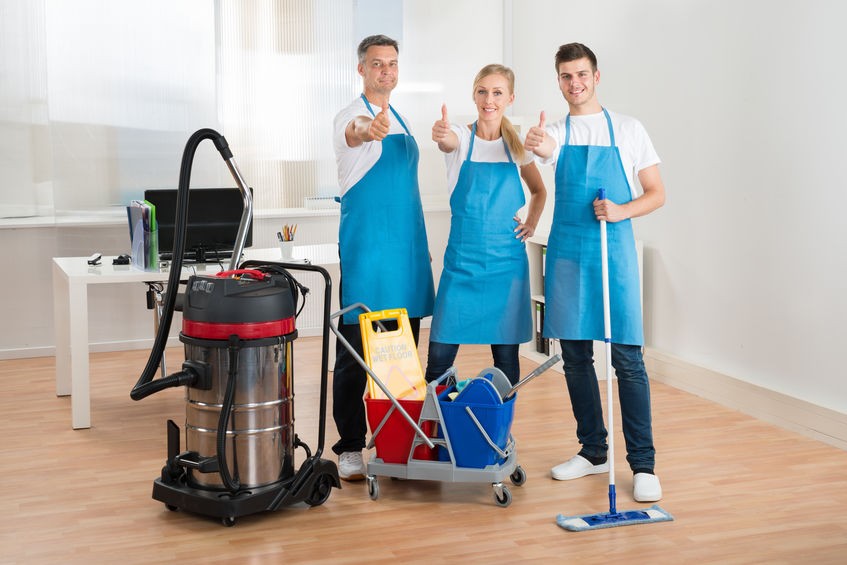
[[3, 332, 847, 564]]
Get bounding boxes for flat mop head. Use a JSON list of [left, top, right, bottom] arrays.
[[556, 504, 673, 532]]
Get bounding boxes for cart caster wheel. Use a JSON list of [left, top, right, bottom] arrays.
[[305, 473, 334, 507], [510, 466, 527, 486], [494, 486, 512, 507], [222, 516, 236, 527], [367, 476, 379, 500]]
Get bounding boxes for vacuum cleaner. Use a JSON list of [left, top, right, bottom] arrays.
[[131, 128, 339, 527]]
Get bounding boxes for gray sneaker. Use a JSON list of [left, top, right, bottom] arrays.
[[338, 451, 366, 481]]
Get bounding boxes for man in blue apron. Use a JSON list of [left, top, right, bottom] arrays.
[[525, 43, 666, 502], [332, 35, 435, 480]]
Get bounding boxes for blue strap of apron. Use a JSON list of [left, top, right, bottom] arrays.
[[565, 107, 616, 147], [603, 108, 616, 147], [360, 93, 411, 136], [467, 121, 514, 164]]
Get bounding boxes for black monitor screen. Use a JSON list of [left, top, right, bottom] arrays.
[[144, 187, 253, 262]]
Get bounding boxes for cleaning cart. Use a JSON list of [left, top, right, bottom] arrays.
[[330, 304, 561, 507]]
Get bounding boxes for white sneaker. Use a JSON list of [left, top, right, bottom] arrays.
[[338, 451, 366, 481], [551, 454, 609, 481], [633, 472, 662, 502]]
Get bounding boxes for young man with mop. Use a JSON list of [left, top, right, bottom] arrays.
[[525, 42, 669, 528]]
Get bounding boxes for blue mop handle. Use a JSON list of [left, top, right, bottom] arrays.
[[609, 484, 617, 515]]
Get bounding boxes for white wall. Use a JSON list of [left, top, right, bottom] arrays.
[[395, 0, 505, 203], [4, 0, 846, 421], [511, 0, 847, 414]]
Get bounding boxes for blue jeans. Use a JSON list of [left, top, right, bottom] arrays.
[[559, 339, 655, 472], [424, 341, 521, 385]]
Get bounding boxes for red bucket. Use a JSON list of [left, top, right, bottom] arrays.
[[365, 395, 438, 464]]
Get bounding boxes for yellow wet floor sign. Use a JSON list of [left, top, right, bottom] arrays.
[[360, 308, 427, 401]]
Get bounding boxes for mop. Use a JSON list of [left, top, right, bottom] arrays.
[[556, 189, 673, 531]]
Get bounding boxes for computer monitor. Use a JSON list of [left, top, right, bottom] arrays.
[[143, 187, 253, 263]]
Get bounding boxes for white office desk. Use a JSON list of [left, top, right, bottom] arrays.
[[53, 244, 339, 429]]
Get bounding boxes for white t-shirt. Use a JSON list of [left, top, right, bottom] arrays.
[[333, 96, 415, 197], [443, 123, 535, 195], [541, 109, 660, 198]]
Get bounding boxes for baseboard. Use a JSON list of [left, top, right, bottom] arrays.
[[0, 345, 56, 360], [0, 337, 183, 360], [1, 330, 334, 360], [1, 321, 341, 360], [645, 349, 847, 451]]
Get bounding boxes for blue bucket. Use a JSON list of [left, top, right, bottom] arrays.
[[437, 384, 515, 468]]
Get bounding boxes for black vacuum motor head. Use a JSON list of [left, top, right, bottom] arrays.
[[181, 269, 296, 340]]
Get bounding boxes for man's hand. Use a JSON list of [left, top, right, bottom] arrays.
[[367, 102, 391, 141], [524, 111, 547, 152], [593, 196, 628, 223]]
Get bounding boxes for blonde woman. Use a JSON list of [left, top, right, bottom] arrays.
[[425, 64, 546, 385]]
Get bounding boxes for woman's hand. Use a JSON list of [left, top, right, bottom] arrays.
[[432, 104, 458, 152], [432, 104, 451, 143], [513, 214, 535, 242]]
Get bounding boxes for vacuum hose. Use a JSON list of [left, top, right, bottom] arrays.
[[216, 335, 242, 491], [131, 128, 238, 401]]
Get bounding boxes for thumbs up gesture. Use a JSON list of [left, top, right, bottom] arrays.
[[367, 102, 391, 141], [524, 111, 548, 151], [432, 104, 451, 142], [432, 103, 458, 152]]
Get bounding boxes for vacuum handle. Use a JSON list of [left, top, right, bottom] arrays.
[[132, 128, 252, 402]]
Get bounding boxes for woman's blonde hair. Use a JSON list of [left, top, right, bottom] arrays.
[[472, 64, 524, 162]]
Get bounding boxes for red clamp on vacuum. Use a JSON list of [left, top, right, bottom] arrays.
[[215, 269, 267, 280]]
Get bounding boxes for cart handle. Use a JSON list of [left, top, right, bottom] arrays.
[[330, 302, 371, 321], [329, 306, 440, 449]]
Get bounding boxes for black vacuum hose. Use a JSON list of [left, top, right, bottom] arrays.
[[131, 128, 233, 401], [216, 335, 242, 492]]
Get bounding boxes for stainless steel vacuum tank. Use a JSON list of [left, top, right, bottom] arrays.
[[180, 269, 297, 489]]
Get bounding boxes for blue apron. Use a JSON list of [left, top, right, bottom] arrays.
[[338, 94, 435, 324], [430, 122, 532, 344], [543, 109, 643, 345]]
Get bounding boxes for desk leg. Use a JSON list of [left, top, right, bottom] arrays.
[[53, 263, 91, 429], [53, 261, 71, 397], [69, 280, 91, 429]]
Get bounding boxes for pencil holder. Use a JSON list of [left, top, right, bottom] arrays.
[[279, 240, 293, 260]]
